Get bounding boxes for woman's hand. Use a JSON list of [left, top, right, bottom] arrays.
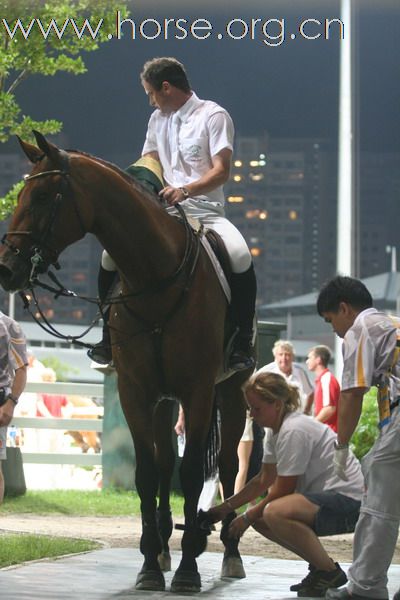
[[203, 500, 234, 524]]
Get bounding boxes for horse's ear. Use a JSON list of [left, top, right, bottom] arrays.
[[32, 130, 60, 159], [17, 135, 44, 164]]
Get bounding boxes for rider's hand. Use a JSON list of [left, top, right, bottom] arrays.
[[159, 186, 185, 206]]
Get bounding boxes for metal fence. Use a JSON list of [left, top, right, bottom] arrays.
[[11, 381, 104, 467]]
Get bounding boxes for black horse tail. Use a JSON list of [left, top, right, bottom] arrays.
[[204, 395, 220, 480]]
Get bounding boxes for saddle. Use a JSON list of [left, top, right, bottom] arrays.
[[185, 216, 232, 304]]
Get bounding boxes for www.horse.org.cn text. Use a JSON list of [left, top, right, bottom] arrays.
[[1, 13, 345, 47]]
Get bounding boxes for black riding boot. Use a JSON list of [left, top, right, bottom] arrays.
[[87, 265, 118, 365], [228, 263, 257, 371]]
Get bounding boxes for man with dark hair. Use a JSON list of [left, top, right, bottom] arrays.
[[306, 345, 340, 431], [140, 56, 191, 93], [90, 57, 257, 371], [317, 275, 373, 317], [316, 275, 400, 600]]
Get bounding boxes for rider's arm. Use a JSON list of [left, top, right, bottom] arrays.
[[159, 149, 232, 206], [181, 149, 232, 197]]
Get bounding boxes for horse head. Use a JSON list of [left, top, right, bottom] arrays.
[[0, 131, 88, 292]]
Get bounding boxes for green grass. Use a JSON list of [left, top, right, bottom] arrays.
[[2, 489, 185, 516], [0, 534, 99, 568]]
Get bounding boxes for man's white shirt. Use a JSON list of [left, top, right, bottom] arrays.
[[142, 92, 234, 212]]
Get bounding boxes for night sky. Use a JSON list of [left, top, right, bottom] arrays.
[[8, 0, 400, 162]]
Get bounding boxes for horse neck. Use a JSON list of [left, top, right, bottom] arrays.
[[73, 157, 184, 287]]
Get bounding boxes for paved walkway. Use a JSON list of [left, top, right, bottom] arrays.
[[1, 549, 400, 600]]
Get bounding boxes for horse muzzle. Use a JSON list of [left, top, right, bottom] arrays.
[[0, 252, 31, 292]]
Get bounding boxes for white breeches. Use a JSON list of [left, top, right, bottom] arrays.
[[101, 203, 252, 274], [169, 201, 251, 273]]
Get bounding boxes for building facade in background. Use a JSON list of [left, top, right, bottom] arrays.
[[226, 133, 400, 307], [225, 133, 337, 306]]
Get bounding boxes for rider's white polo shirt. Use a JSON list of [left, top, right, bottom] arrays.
[[142, 92, 234, 214]]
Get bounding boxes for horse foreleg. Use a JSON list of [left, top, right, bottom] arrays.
[[170, 392, 213, 593], [121, 391, 165, 592], [218, 376, 248, 579], [154, 398, 175, 572], [133, 439, 166, 591]]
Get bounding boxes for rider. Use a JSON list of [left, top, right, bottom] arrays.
[[88, 57, 257, 372]]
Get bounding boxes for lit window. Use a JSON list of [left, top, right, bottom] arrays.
[[289, 210, 298, 220], [227, 196, 244, 203], [249, 173, 264, 182], [233, 174, 242, 182], [249, 160, 259, 167], [259, 210, 268, 220], [234, 160, 243, 167], [251, 247, 262, 257]]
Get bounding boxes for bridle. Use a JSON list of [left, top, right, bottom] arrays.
[[1, 156, 86, 284]]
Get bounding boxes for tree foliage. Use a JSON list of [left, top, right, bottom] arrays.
[[350, 387, 379, 460], [0, 0, 129, 213]]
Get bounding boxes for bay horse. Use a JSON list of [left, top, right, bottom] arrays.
[[0, 131, 253, 593]]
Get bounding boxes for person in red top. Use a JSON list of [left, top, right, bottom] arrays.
[[36, 368, 70, 418], [306, 345, 340, 432]]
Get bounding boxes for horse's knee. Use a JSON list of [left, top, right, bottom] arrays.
[[182, 528, 208, 559], [140, 523, 162, 557], [157, 508, 173, 542]]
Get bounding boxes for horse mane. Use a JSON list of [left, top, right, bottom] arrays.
[[65, 148, 160, 205]]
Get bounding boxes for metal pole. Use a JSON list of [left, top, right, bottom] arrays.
[[337, 0, 353, 277], [8, 292, 15, 320], [335, 0, 353, 377]]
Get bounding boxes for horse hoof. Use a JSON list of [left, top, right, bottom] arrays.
[[221, 556, 246, 579], [170, 570, 201, 593], [135, 569, 165, 591], [158, 550, 171, 572]]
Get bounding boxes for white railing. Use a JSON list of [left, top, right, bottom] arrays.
[[10, 381, 104, 467]]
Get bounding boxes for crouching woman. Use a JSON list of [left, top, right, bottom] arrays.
[[205, 371, 365, 597]]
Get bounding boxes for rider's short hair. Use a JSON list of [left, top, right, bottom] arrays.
[[317, 276, 373, 315], [140, 57, 191, 93]]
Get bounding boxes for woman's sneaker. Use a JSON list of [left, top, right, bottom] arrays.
[[290, 564, 316, 592], [297, 562, 347, 597]]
